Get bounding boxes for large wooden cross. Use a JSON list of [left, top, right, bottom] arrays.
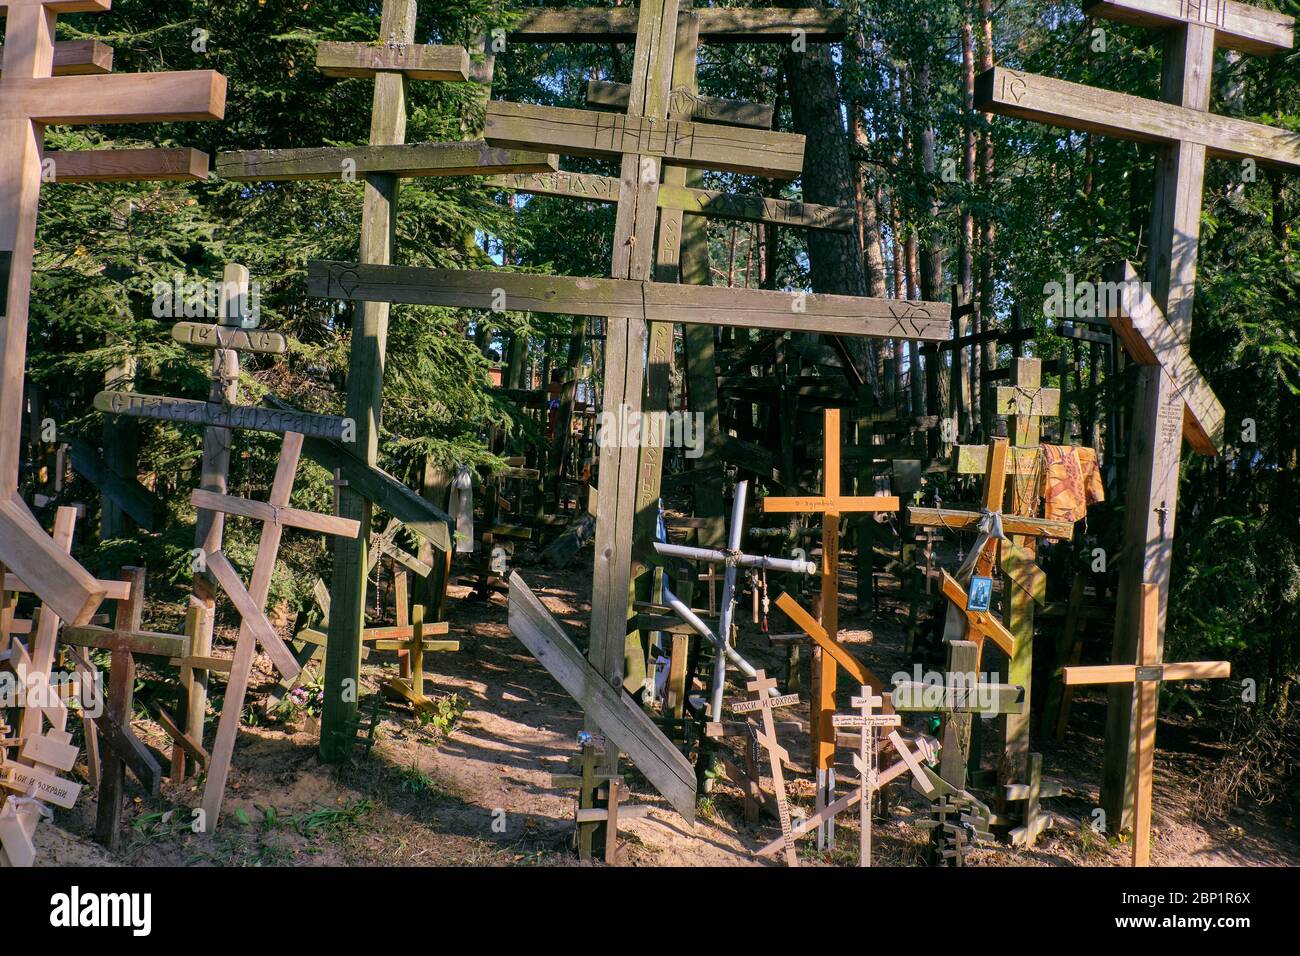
[[976, 0, 1293, 826], [1064, 582, 1229, 865], [0, 0, 225, 626], [193, 432, 360, 829]]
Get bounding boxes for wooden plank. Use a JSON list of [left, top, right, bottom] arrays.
[[0, 494, 104, 626], [2, 70, 226, 124], [507, 573, 696, 822], [1083, 0, 1294, 55], [45, 147, 208, 182], [484, 100, 805, 179], [953, 443, 1044, 476], [171, 322, 287, 354], [60, 625, 188, 658], [190, 489, 361, 538], [0, 762, 81, 809], [490, 170, 854, 232], [152, 705, 209, 768], [94, 391, 350, 441], [286, 424, 453, 553], [92, 709, 162, 796], [1057, 323, 1114, 345], [773, 592, 882, 692], [216, 141, 557, 181], [941, 569, 1017, 657], [0, 38, 114, 76], [315, 41, 470, 82], [205, 551, 301, 681], [975, 66, 1300, 170], [508, 7, 847, 42], [762, 495, 898, 513], [307, 261, 953, 341], [587, 79, 773, 128], [908, 506, 1075, 540], [19, 730, 78, 772], [66, 435, 164, 531], [1104, 260, 1224, 454]]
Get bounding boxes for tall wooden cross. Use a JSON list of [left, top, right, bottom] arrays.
[[976, 0, 1294, 827], [193, 432, 360, 829], [0, 0, 225, 627], [212, 0, 554, 766], [1064, 583, 1229, 865], [762, 406, 898, 836]]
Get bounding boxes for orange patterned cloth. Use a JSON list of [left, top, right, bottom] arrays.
[[1039, 444, 1104, 523]]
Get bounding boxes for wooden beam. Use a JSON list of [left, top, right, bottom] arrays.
[[1104, 260, 1224, 454], [190, 489, 361, 538], [774, 591, 883, 692], [993, 385, 1061, 417], [1083, 0, 1293, 55], [315, 41, 470, 81], [484, 100, 805, 179], [45, 147, 208, 183], [507, 572, 696, 823], [66, 436, 164, 531], [2, 71, 227, 124], [975, 66, 1300, 170], [587, 79, 773, 128], [908, 506, 1075, 540], [204, 550, 302, 682], [0, 39, 114, 77], [171, 323, 287, 354], [216, 141, 557, 182], [61, 625, 188, 658], [508, 7, 847, 42], [491, 170, 854, 232], [94, 391, 351, 441], [0, 494, 104, 626], [307, 261, 952, 341]]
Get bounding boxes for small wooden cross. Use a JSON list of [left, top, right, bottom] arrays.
[[1063, 583, 1229, 866], [328, 468, 349, 517], [831, 689, 898, 866], [373, 603, 459, 712], [732, 669, 800, 867], [1003, 752, 1061, 848]]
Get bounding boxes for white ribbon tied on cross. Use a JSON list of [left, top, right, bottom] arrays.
[[449, 465, 475, 553], [956, 507, 1006, 582]]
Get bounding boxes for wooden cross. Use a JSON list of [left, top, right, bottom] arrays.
[[59, 566, 191, 851], [732, 669, 801, 867], [193, 432, 360, 829], [761, 407, 898, 835], [831, 689, 899, 867], [328, 468, 349, 517], [1063, 582, 1229, 866], [373, 603, 458, 712], [0, 1, 224, 626], [976, 0, 1293, 827], [1003, 752, 1062, 848]]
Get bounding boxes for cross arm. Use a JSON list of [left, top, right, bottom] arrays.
[[483, 101, 806, 180], [0, 493, 104, 625], [975, 66, 1300, 170], [204, 551, 301, 681], [60, 624, 189, 658], [2, 71, 226, 124], [216, 141, 557, 182], [1063, 661, 1231, 685], [0, 38, 113, 76], [762, 494, 900, 514], [1103, 261, 1225, 455], [315, 41, 469, 82], [587, 79, 774, 128], [190, 489, 361, 538], [941, 570, 1017, 657], [1083, 0, 1294, 56], [507, 7, 847, 43], [171, 323, 287, 354], [774, 591, 884, 692], [908, 506, 1075, 541], [45, 147, 209, 183]]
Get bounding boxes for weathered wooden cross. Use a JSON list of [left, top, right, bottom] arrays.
[[732, 670, 801, 867], [60, 566, 192, 850], [373, 603, 459, 712], [193, 432, 360, 829], [830, 688, 900, 866], [1063, 582, 1229, 865], [976, 0, 1293, 826], [0, 0, 224, 627], [762, 407, 898, 836]]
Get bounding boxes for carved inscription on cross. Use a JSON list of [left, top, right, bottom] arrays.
[[732, 670, 801, 867], [0, 0, 225, 625]]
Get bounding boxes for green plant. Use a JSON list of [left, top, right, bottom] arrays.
[[415, 692, 468, 735]]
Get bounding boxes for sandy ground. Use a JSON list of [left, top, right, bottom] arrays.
[[31, 546, 1300, 869]]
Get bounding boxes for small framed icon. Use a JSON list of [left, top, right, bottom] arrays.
[[967, 576, 993, 613]]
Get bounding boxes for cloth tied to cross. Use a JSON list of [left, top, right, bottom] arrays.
[[448, 465, 475, 553], [955, 507, 1005, 582]]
